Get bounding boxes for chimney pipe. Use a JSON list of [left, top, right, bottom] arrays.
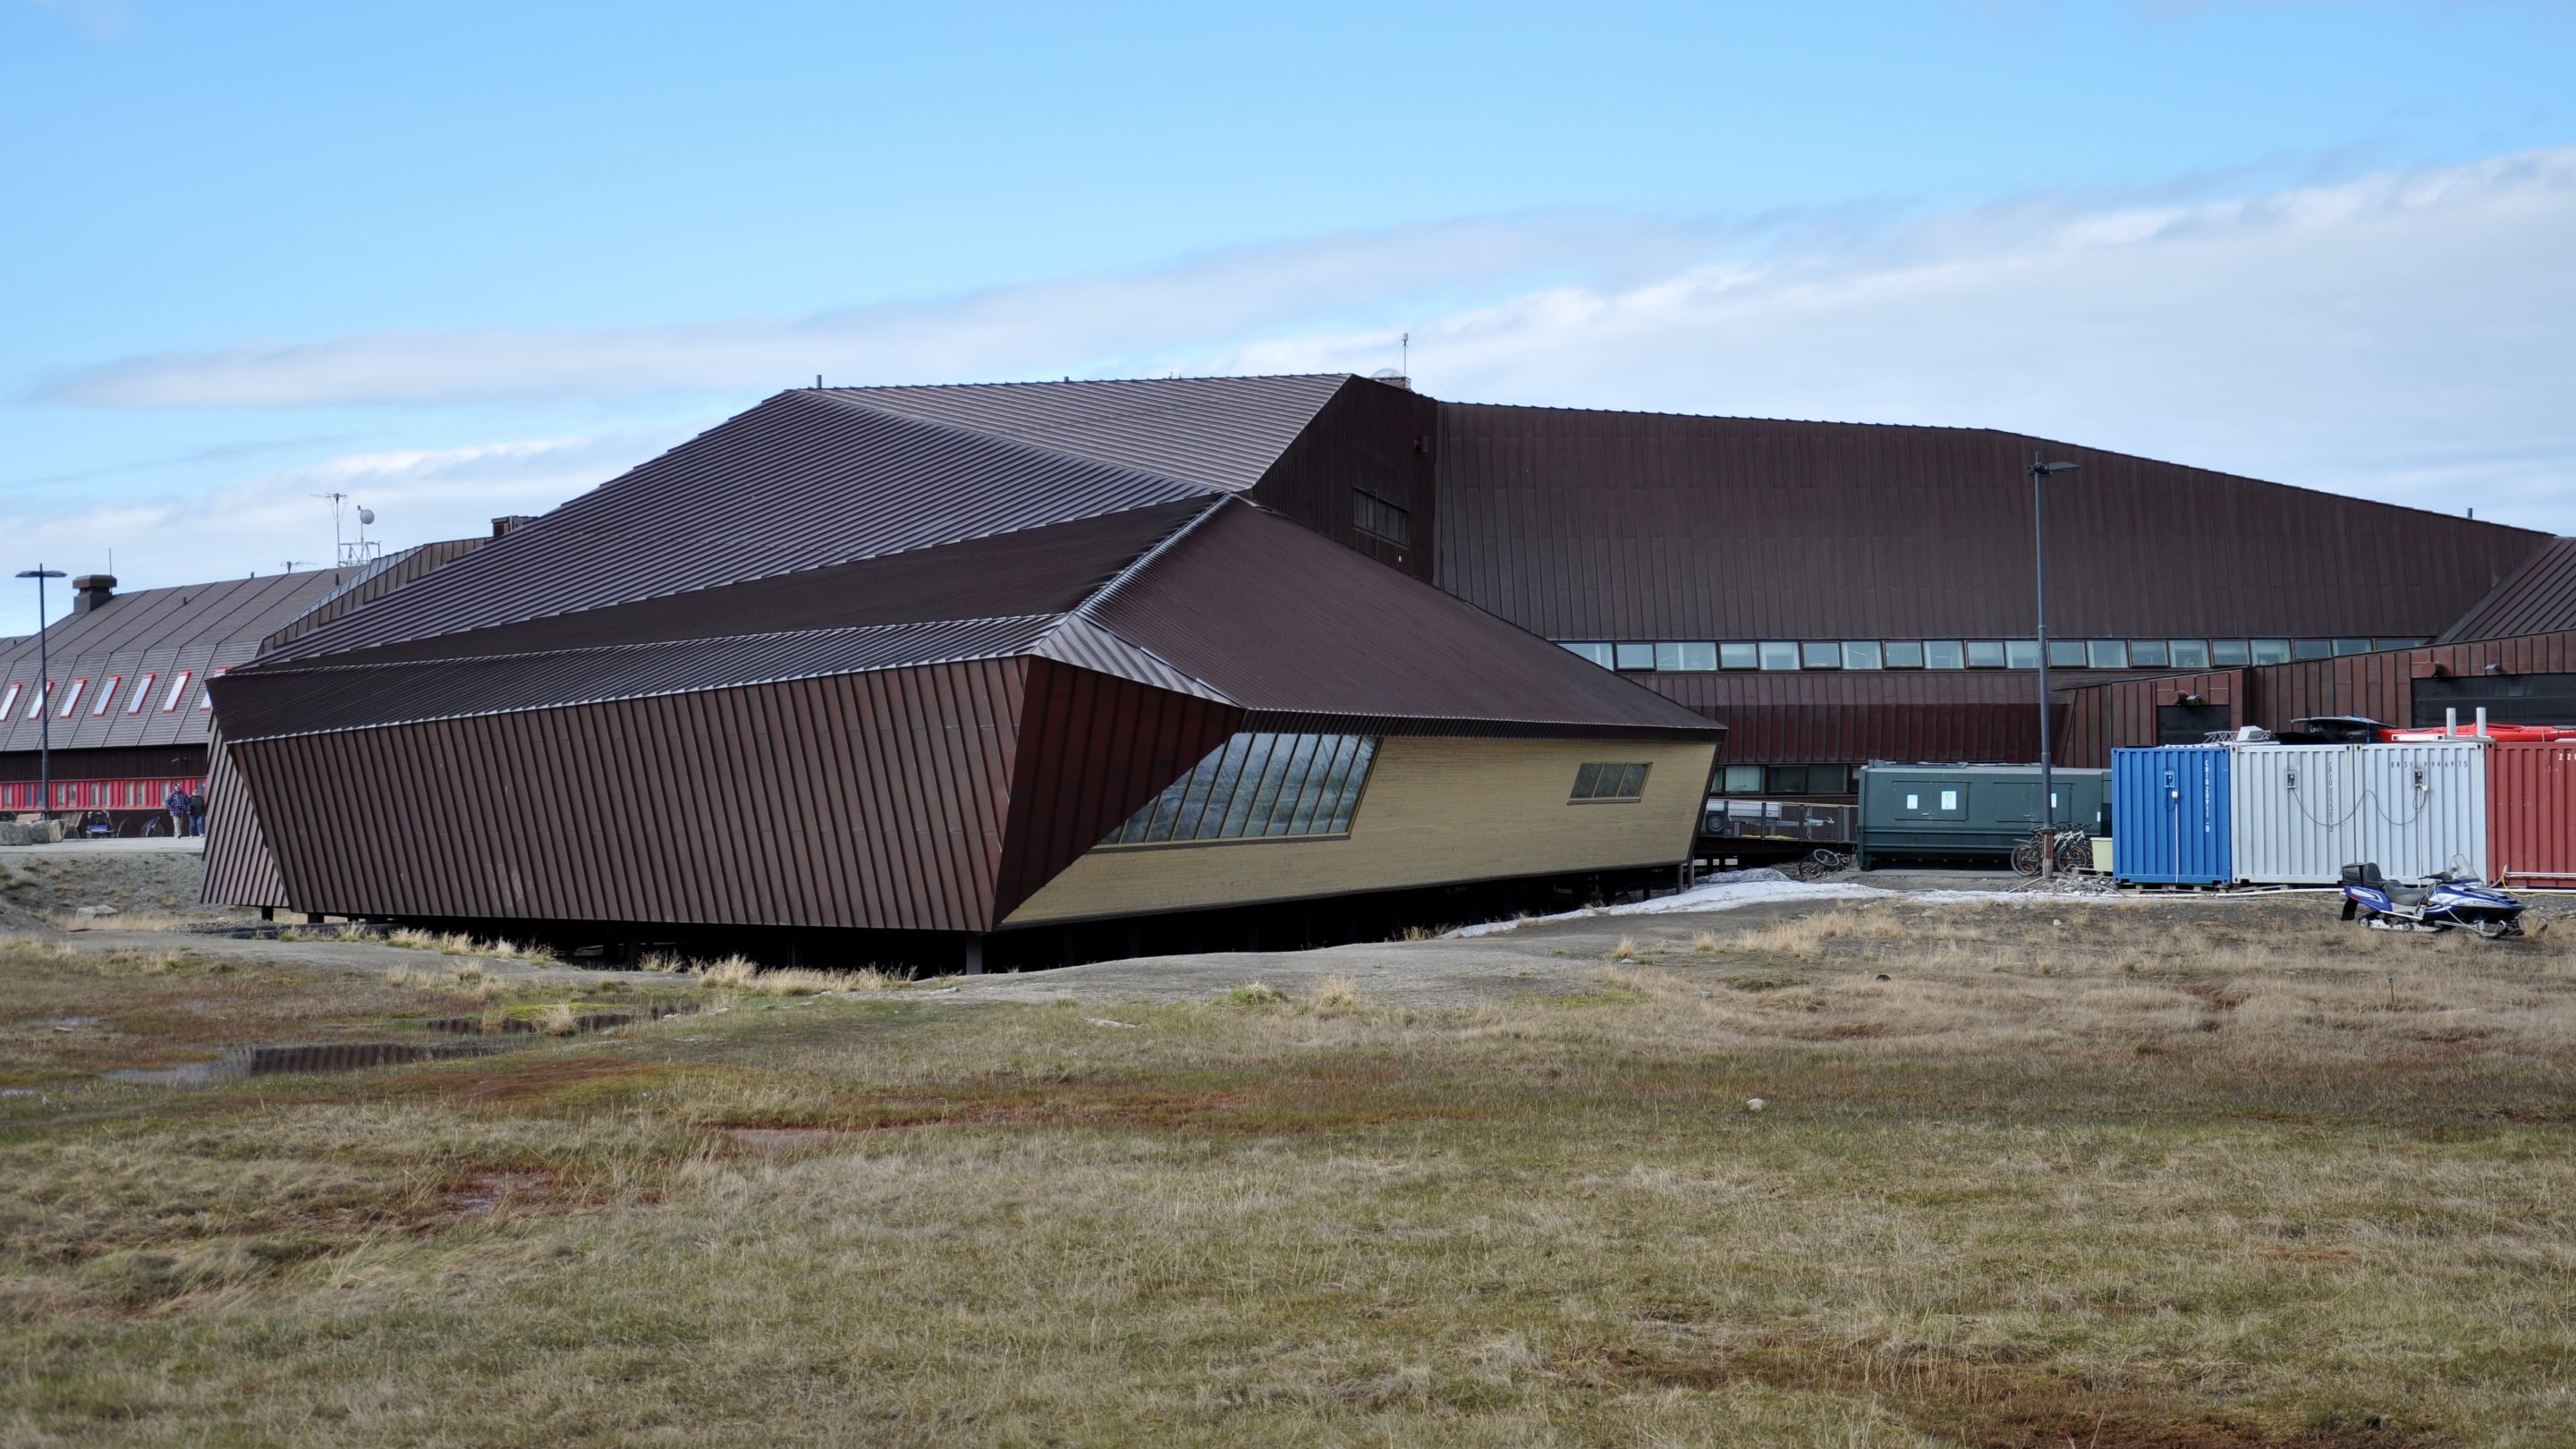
[[68, 574, 116, 614]]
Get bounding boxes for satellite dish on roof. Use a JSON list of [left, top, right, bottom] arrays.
[[358, 507, 376, 525]]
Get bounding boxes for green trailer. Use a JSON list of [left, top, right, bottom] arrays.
[[1855, 764, 2109, 870]]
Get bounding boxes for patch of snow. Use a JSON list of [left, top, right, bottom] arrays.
[[1443, 869, 2048, 938]]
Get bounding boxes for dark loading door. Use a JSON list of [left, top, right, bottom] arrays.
[[2413, 674, 2576, 727], [2157, 702, 2232, 744]]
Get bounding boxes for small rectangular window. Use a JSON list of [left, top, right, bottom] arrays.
[[2167, 640, 2208, 669], [1561, 642, 1614, 668], [2250, 639, 2292, 666], [92, 674, 121, 716], [2292, 639, 2333, 661], [1570, 762, 1648, 802], [1614, 643, 1655, 671], [1767, 765, 1809, 793], [2128, 640, 2168, 668], [1807, 764, 1853, 793], [1903, 792, 1921, 810], [2088, 640, 2128, 669], [0, 683, 18, 718], [1719, 642, 1758, 670], [2006, 640, 2041, 669], [1884, 641, 1925, 668], [161, 670, 192, 712], [1940, 788, 1962, 812], [1721, 765, 1763, 793], [2208, 640, 2250, 667], [1964, 641, 2004, 669], [2375, 638, 2425, 652], [24, 682, 48, 720], [1656, 641, 1716, 672], [1841, 640, 1883, 670], [1801, 642, 1839, 669], [57, 678, 86, 717], [128, 673, 157, 714], [1352, 488, 1409, 545], [2046, 640, 2087, 668], [2332, 639, 2373, 657], [1758, 641, 1800, 671]]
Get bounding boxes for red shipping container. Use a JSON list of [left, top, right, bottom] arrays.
[[2487, 741, 2576, 885]]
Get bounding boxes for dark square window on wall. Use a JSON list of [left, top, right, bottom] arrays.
[[1884, 641, 1926, 668], [2293, 639, 2334, 661], [1614, 643, 1656, 671], [1766, 765, 1809, 793]]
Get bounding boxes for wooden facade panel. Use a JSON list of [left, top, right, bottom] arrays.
[[1001, 735, 1717, 928]]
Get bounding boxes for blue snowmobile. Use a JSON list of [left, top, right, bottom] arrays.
[[2339, 862, 2527, 939]]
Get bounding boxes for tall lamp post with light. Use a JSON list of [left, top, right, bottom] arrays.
[[2029, 457, 2080, 879], [16, 567, 67, 821]]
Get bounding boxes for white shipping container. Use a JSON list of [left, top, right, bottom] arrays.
[[2228, 742, 2488, 886]]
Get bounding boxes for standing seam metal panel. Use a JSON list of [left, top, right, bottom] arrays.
[[2228, 743, 2488, 886], [2111, 747, 2232, 885]]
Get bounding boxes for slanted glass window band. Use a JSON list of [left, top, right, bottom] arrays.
[[1102, 733, 1378, 846], [1352, 488, 1410, 545], [1570, 763, 1649, 802]]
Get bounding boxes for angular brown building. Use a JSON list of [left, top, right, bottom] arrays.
[[206, 378, 1724, 966]]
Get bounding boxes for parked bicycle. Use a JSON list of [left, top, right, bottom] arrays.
[[2010, 827, 2091, 877]]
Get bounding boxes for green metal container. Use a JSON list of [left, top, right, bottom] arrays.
[[1855, 764, 2109, 869]]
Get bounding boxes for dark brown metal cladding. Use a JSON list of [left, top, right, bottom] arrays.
[[1094, 501, 1724, 741], [989, 660, 1243, 918], [1431, 403, 2546, 641], [199, 730, 289, 907], [2439, 538, 2576, 643], [1638, 669, 2064, 764], [259, 394, 1216, 666], [1246, 376, 1441, 582], [232, 660, 1038, 932]]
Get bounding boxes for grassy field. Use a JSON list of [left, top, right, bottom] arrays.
[[3, 900, 2572, 1447]]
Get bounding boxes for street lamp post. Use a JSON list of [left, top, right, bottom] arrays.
[[2028, 457, 2080, 880], [16, 567, 67, 821]]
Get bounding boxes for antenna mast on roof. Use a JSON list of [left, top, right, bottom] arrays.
[[1402, 331, 1408, 379]]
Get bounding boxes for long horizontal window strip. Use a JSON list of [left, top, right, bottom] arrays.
[[1570, 762, 1650, 802], [1559, 637, 2431, 674], [1103, 733, 1378, 847], [1717, 764, 1856, 795]]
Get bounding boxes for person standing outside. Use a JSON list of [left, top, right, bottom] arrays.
[[187, 788, 207, 839], [165, 785, 190, 838]]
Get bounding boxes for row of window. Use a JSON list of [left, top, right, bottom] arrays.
[[1563, 637, 2428, 674], [1100, 733, 1378, 847], [1570, 762, 1649, 801], [1718, 764, 1856, 796], [0, 669, 224, 724]]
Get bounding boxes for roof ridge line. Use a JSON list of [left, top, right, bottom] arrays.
[[236, 613, 1069, 677], [802, 386, 1233, 497], [1063, 496, 1233, 626]]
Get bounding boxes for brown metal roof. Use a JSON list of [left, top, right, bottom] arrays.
[[1432, 403, 2548, 641], [261, 537, 490, 652], [259, 391, 1216, 665], [2438, 536, 2576, 643], [0, 569, 352, 754], [1094, 500, 1724, 741], [818, 375, 1349, 494]]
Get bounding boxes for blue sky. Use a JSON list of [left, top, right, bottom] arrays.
[[5, 0, 2574, 620]]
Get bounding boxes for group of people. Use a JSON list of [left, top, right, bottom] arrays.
[[164, 785, 207, 838]]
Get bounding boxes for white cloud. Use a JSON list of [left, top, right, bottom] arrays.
[[1203, 146, 2576, 530], [2, 429, 688, 603], [37, 214, 1741, 409]]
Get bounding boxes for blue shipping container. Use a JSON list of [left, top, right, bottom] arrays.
[[2113, 746, 2233, 885]]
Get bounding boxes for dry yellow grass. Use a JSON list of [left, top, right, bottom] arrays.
[[5, 902, 2574, 1445], [691, 953, 906, 995]]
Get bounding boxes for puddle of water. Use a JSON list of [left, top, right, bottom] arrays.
[[103, 1002, 699, 1087]]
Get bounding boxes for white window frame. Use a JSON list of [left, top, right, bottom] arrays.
[[57, 677, 86, 717], [160, 670, 193, 713], [127, 672, 157, 714], [0, 683, 18, 718], [92, 674, 121, 716]]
